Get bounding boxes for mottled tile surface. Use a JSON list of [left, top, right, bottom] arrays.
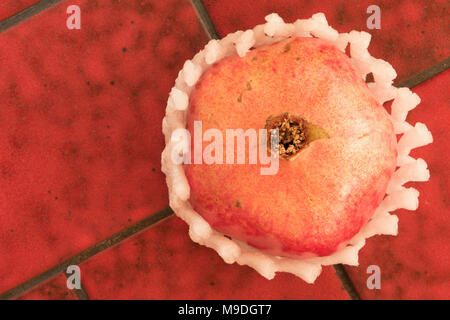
[[345, 70, 450, 299], [79, 217, 349, 299], [0, 0, 40, 21], [15, 273, 78, 300], [0, 0, 208, 293], [203, 0, 449, 84]]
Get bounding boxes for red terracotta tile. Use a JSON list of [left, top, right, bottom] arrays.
[[203, 0, 449, 83], [79, 216, 348, 299], [345, 70, 450, 299], [15, 274, 78, 300], [0, 1, 40, 21], [0, 0, 209, 293]]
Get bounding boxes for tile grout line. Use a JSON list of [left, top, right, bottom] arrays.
[[0, 207, 174, 300], [0, 0, 63, 32], [0, 0, 448, 300]]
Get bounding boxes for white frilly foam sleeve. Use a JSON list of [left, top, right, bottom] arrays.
[[234, 30, 256, 57], [161, 12, 433, 283]]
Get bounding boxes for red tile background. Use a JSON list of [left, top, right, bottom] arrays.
[[15, 273, 78, 300], [203, 0, 449, 83], [345, 70, 450, 300], [0, 0, 208, 294], [79, 217, 349, 300]]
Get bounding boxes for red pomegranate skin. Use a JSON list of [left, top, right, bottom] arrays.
[[184, 37, 397, 257]]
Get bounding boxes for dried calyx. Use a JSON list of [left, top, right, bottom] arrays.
[[265, 113, 329, 160]]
